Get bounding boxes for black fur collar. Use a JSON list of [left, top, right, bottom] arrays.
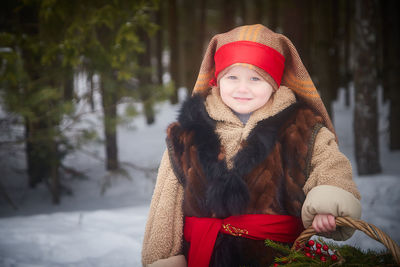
[[178, 94, 299, 218]]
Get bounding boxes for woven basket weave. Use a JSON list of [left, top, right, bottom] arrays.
[[292, 216, 400, 265]]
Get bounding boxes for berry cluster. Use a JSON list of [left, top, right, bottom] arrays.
[[299, 240, 339, 262], [267, 239, 343, 266]]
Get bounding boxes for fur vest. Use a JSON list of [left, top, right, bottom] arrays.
[[166, 94, 324, 266]]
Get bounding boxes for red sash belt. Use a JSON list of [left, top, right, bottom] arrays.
[[184, 214, 303, 267]]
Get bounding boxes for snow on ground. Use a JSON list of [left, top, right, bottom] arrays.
[[0, 206, 148, 267], [0, 86, 399, 266]]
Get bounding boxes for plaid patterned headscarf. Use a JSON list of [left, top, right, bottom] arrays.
[[192, 24, 336, 140]]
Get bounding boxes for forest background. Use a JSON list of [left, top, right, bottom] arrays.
[[0, 0, 399, 209]]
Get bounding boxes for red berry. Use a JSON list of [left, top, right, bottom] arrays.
[[305, 252, 311, 258], [323, 244, 329, 251], [316, 248, 322, 255], [316, 243, 322, 249], [311, 255, 315, 259], [304, 246, 311, 252], [331, 255, 338, 261], [320, 256, 327, 262], [308, 240, 315, 246], [273, 263, 279, 267]]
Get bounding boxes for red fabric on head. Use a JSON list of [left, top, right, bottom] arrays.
[[214, 40, 285, 87]]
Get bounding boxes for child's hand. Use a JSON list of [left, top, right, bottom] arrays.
[[312, 214, 336, 233]]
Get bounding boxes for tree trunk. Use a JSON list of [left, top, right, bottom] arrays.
[[50, 140, 60, 204], [100, 76, 119, 171], [138, 29, 155, 125], [181, 0, 207, 94], [280, 0, 313, 71], [25, 119, 48, 187], [381, 0, 400, 150], [168, 0, 180, 104], [220, 0, 236, 32], [238, 0, 247, 25], [25, 116, 61, 203], [254, 0, 266, 25], [343, 0, 354, 107], [155, 2, 164, 85], [198, 0, 207, 54], [88, 71, 95, 112], [311, 0, 339, 120], [182, 0, 197, 92], [353, 0, 381, 175], [63, 67, 74, 101], [266, 0, 278, 31]]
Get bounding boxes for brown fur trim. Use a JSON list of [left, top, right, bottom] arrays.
[[166, 122, 186, 186]]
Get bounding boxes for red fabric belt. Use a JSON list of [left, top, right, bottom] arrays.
[[214, 40, 285, 87], [184, 214, 303, 267]]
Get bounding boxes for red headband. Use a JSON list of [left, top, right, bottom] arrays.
[[213, 41, 285, 87]]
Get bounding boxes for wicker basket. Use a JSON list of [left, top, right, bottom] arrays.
[[291, 216, 400, 265]]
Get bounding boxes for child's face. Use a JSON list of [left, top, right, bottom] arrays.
[[219, 65, 274, 114]]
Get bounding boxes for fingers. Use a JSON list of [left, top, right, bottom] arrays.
[[327, 214, 336, 231], [312, 214, 336, 233], [312, 216, 321, 232]]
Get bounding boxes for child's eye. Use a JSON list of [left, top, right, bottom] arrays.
[[250, 77, 261, 81], [227, 75, 237, 80]]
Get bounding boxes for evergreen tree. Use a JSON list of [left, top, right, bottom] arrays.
[[50, 0, 159, 171], [0, 0, 161, 202], [0, 0, 75, 203]]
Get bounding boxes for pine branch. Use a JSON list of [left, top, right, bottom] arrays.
[[265, 239, 398, 266]]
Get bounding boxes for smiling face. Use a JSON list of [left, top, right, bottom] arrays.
[[219, 65, 274, 114]]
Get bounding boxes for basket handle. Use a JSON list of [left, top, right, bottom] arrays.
[[291, 216, 400, 265]]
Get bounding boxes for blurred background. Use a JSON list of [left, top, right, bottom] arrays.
[[0, 0, 399, 265], [1, 0, 399, 205]]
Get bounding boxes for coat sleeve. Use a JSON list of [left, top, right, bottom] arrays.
[[301, 127, 362, 241], [142, 149, 186, 266]]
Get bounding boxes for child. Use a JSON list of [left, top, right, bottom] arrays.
[[142, 24, 361, 267]]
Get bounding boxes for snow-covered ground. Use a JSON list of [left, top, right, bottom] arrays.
[[0, 85, 399, 266]]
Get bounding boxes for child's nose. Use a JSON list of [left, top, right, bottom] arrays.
[[237, 79, 250, 92]]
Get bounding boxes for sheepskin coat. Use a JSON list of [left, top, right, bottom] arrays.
[[142, 86, 361, 267]]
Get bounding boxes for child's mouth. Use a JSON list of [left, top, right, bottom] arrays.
[[234, 97, 252, 102]]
